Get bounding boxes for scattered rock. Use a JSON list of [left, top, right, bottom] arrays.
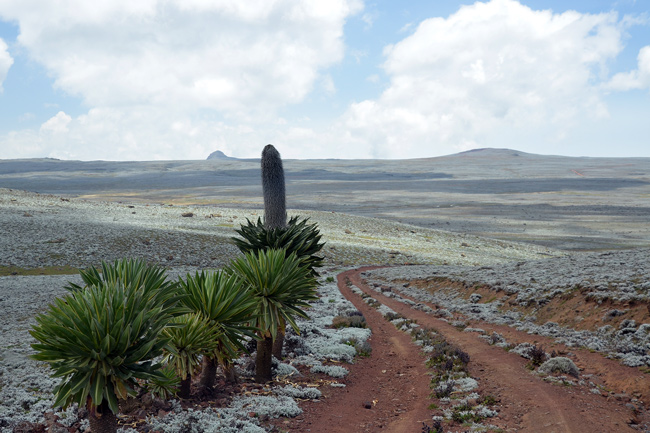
[[12, 421, 46, 433], [603, 309, 626, 321]]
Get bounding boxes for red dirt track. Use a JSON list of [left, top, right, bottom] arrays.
[[282, 267, 649, 433]]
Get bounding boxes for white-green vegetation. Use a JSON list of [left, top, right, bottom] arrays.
[[538, 357, 580, 378], [309, 365, 349, 378], [364, 253, 650, 367], [0, 270, 369, 433]]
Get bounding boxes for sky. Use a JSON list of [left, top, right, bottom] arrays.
[[0, 0, 649, 161]]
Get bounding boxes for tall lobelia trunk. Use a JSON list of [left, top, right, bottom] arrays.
[[222, 359, 238, 384], [271, 316, 286, 360], [88, 399, 118, 433], [198, 356, 218, 393], [255, 334, 274, 383], [261, 144, 288, 360], [178, 375, 191, 399]]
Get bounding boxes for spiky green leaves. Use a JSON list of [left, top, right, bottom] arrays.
[[30, 263, 181, 414], [228, 249, 318, 340], [65, 258, 184, 315], [232, 216, 325, 277], [177, 271, 258, 361], [162, 314, 222, 380]]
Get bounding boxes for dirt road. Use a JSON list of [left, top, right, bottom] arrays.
[[284, 267, 649, 432]]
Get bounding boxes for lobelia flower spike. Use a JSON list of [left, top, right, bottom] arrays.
[[262, 144, 287, 230]]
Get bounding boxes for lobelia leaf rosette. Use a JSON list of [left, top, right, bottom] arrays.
[[228, 249, 318, 382], [30, 258, 183, 433]]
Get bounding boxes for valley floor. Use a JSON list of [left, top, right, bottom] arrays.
[[1, 188, 649, 432]]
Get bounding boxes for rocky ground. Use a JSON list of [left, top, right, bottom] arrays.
[[1, 187, 649, 432]]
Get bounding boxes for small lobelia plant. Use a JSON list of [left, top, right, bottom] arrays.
[[30, 258, 182, 433], [177, 270, 258, 390], [228, 248, 318, 382], [161, 313, 222, 398]]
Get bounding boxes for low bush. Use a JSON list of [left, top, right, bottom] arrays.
[[538, 357, 580, 378], [528, 345, 547, 367], [422, 420, 444, 433], [331, 314, 367, 329]]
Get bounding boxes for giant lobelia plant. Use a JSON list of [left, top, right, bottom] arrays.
[[232, 144, 325, 359], [30, 259, 182, 433], [228, 248, 318, 383]]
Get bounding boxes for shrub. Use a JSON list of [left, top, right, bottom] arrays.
[[162, 313, 222, 397], [538, 357, 580, 378], [434, 381, 455, 399], [310, 365, 349, 378], [30, 259, 181, 433], [528, 345, 547, 367], [331, 315, 367, 329], [454, 348, 470, 366], [422, 420, 443, 433], [342, 337, 372, 357], [228, 249, 318, 382]]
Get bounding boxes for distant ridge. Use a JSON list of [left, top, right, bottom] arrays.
[[207, 150, 236, 160], [455, 148, 530, 158]]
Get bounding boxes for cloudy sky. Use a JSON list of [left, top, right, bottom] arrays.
[[0, 0, 648, 160]]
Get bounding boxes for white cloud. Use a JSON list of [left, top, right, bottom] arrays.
[[18, 112, 35, 122], [0, 38, 13, 92], [40, 111, 72, 133], [321, 74, 336, 94], [1, 0, 644, 161], [361, 11, 377, 29], [366, 74, 380, 83], [607, 45, 650, 91], [1, 0, 362, 116], [339, 0, 624, 158], [0, 0, 363, 160], [4, 107, 245, 160], [1, 105, 370, 160]]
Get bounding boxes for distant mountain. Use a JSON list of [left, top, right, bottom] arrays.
[[454, 148, 530, 158], [207, 150, 236, 160]]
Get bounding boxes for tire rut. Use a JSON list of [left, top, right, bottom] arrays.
[[346, 267, 640, 433]]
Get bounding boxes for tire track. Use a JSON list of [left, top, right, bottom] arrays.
[[345, 267, 639, 433]]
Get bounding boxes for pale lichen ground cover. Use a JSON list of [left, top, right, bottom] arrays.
[[0, 187, 615, 433]]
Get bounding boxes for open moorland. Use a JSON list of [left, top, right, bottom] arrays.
[[1, 148, 649, 432]]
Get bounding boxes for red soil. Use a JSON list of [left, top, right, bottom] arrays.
[[281, 267, 650, 433]]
